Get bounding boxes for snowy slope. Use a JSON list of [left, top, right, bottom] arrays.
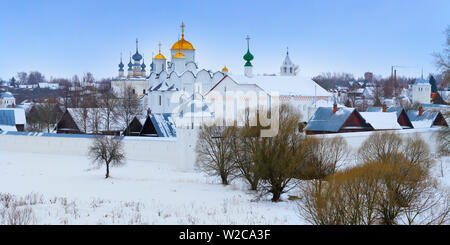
[[0, 151, 301, 225]]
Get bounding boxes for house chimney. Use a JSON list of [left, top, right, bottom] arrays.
[[333, 103, 338, 114], [418, 106, 423, 117], [147, 109, 151, 116], [382, 103, 387, 112]]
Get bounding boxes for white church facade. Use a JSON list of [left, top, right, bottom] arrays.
[[111, 22, 332, 124]]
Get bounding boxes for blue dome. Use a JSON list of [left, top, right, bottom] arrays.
[[118, 62, 124, 72], [132, 51, 143, 61]]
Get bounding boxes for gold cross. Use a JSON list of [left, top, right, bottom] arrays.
[[181, 22, 185, 37]]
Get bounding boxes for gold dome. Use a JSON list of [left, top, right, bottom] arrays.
[[222, 66, 229, 72], [171, 22, 195, 50], [154, 42, 166, 60], [154, 53, 166, 60], [173, 50, 185, 58], [171, 38, 195, 50]]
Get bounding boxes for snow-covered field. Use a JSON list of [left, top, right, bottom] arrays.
[[0, 151, 301, 225]]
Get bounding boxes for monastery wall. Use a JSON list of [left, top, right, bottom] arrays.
[[0, 128, 441, 171], [0, 132, 185, 168]]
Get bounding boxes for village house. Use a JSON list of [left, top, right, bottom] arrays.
[[407, 107, 448, 129], [139, 113, 177, 137], [366, 105, 414, 129], [304, 104, 373, 134], [0, 108, 26, 132], [55, 108, 124, 135]]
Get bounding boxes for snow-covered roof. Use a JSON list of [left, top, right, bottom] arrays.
[[0, 92, 14, 99], [360, 112, 402, 130], [414, 78, 430, 85], [366, 106, 404, 118], [229, 75, 331, 97], [305, 107, 356, 132], [0, 108, 26, 125], [406, 110, 440, 129], [150, 113, 177, 137], [65, 108, 125, 133]]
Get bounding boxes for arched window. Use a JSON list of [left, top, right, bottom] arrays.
[[159, 95, 162, 106]]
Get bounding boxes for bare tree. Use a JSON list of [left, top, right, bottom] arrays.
[[118, 85, 142, 135], [196, 125, 239, 185], [434, 26, 450, 84], [38, 103, 62, 133], [17, 72, 27, 84], [253, 104, 307, 202], [301, 136, 349, 180], [88, 136, 126, 179], [99, 89, 119, 132]]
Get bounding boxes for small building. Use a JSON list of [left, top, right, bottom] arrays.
[[55, 108, 124, 135], [304, 105, 373, 134], [0, 108, 26, 131], [123, 116, 146, 136], [140, 113, 177, 137], [366, 106, 414, 129], [0, 92, 16, 108], [412, 78, 431, 104], [407, 107, 448, 129]]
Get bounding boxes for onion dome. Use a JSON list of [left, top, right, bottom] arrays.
[[170, 22, 195, 50], [118, 61, 124, 72], [154, 53, 166, 60], [222, 66, 229, 72], [171, 39, 195, 50], [243, 35, 254, 67], [132, 39, 143, 61], [141, 59, 147, 72], [128, 57, 133, 71]]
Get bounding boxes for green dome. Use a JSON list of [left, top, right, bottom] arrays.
[[244, 61, 253, 67], [243, 50, 254, 62]]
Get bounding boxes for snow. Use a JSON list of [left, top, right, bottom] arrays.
[[0, 151, 301, 225], [360, 112, 402, 130], [412, 120, 434, 129], [229, 75, 331, 97]]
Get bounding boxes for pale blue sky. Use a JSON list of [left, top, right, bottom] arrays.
[[0, 0, 449, 80]]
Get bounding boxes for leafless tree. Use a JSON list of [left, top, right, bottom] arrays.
[[253, 104, 307, 202], [434, 25, 450, 84], [88, 136, 126, 179], [301, 136, 349, 180], [118, 85, 142, 135], [99, 89, 119, 132], [196, 125, 239, 185]]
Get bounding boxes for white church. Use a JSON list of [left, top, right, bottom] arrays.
[[111, 22, 332, 124]]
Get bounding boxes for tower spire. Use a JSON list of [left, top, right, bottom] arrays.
[[181, 21, 185, 39], [136, 38, 139, 52], [246, 35, 251, 50]]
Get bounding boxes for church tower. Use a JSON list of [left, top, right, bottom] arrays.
[[171, 22, 196, 64], [412, 77, 431, 104], [280, 47, 299, 76], [118, 53, 125, 78], [153, 42, 167, 74], [243, 35, 254, 78], [173, 43, 186, 74], [127, 55, 133, 78], [132, 39, 143, 77]]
